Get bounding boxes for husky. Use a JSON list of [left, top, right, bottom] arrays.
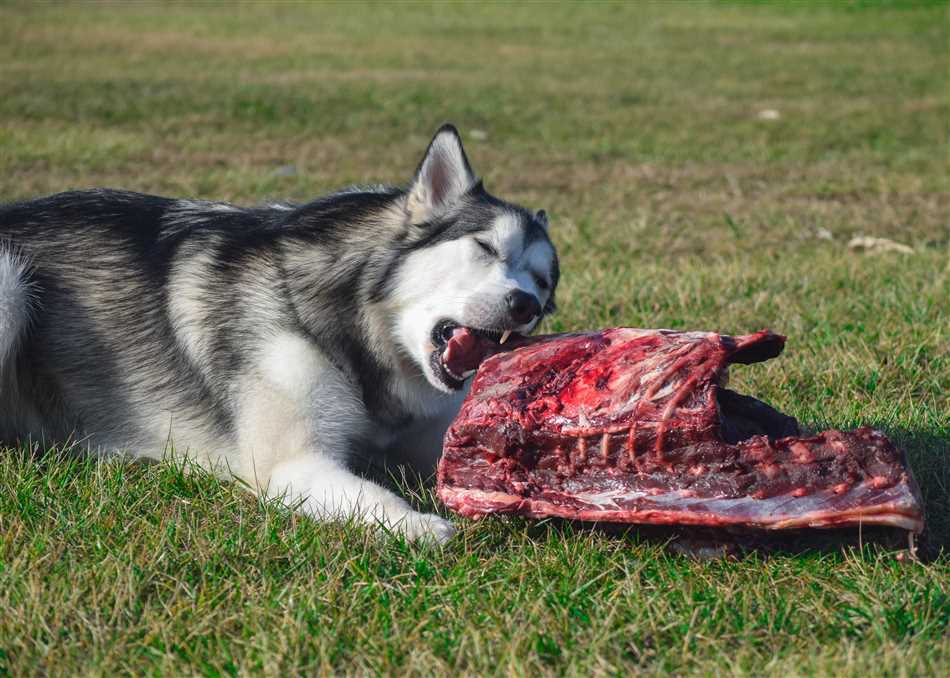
[[0, 125, 558, 542]]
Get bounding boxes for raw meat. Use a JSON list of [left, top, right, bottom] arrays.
[[436, 329, 924, 533]]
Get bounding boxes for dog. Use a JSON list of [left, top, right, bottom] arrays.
[[0, 124, 559, 542]]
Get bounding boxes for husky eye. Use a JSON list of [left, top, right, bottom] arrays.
[[475, 239, 497, 258], [533, 274, 550, 291]]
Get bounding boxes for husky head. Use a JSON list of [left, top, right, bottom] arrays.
[[390, 125, 559, 393]]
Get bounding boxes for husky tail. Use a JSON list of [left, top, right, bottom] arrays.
[[0, 245, 34, 378]]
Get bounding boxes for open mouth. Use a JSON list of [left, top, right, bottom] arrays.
[[430, 320, 523, 389]]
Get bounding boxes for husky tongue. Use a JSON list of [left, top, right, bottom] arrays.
[[443, 328, 494, 378]]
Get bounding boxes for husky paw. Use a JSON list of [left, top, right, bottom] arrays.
[[396, 511, 457, 544]]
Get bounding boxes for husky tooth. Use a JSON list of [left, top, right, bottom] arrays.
[[0, 124, 560, 543]]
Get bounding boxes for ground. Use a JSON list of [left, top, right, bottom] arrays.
[[0, 1, 948, 675]]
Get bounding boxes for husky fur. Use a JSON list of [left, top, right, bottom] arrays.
[[0, 125, 558, 542]]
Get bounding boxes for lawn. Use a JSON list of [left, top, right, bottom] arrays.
[[0, 1, 948, 675]]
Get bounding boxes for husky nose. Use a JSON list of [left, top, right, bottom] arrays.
[[506, 290, 541, 325]]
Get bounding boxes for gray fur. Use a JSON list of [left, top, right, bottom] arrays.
[[0, 124, 559, 542]]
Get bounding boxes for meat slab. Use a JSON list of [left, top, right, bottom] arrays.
[[436, 329, 924, 533]]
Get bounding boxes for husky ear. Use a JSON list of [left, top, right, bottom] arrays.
[[406, 124, 477, 224]]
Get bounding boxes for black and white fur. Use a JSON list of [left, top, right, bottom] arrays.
[[0, 125, 558, 542]]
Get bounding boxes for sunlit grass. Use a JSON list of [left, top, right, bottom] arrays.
[[0, 1, 947, 675]]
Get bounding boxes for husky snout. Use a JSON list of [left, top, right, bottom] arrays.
[[505, 289, 541, 325]]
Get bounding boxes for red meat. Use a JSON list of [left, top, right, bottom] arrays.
[[436, 329, 924, 533]]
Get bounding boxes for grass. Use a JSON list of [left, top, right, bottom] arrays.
[[0, 1, 948, 675]]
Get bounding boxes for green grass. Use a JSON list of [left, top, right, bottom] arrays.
[[1, 1, 948, 675]]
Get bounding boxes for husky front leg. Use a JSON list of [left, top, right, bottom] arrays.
[[265, 455, 456, 543], [237, 333, 456, 543]]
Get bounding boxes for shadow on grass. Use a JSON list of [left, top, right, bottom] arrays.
[[877, 425, 949, 557], [544, 521, 921, 562]]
